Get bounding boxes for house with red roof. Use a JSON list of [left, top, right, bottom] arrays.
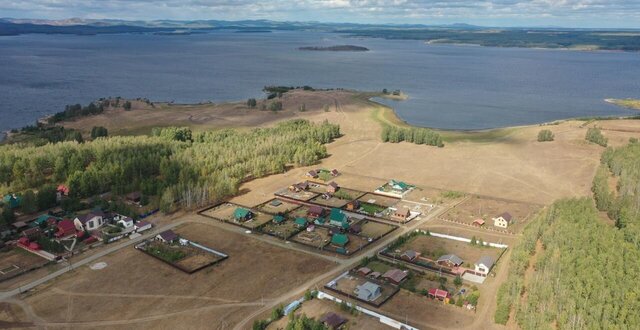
[[55, 220, 77, 238], [428, 288, 450, 301]]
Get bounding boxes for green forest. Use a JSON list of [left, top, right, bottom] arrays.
[[0, 119, 340, 221], [380, 125, 444, 147], [495, 140, 640, 328]]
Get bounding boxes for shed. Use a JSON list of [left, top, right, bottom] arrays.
[[269, 199, 283, 207]]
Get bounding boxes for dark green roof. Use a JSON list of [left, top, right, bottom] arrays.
[[234, 208, 251, 219], [331, 233, 349, 246], [273, 215, 285, 223], [329, 208, 346, 223], [295, 217, 308, 227]]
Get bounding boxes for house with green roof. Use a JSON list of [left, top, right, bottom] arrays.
[[331, 233, 349, 247], [390, 180, 413, 192], [294, 217, 308, 228], [273, 215, 285, 224], [2, 194, 21, 209], [329, 208, 349, 229], [233, 207, 253, 221]]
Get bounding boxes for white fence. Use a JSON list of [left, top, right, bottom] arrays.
[[317, 290, 419, 330], [417, 230, 509, 249]]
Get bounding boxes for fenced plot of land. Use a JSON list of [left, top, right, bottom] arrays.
[[275, 187, 318, 202], [309, 187, 366, 208], [390, 234, 503, 268], [357, 193, 400, 208], [292, 227, 331, 248], [21, 221, 335, 329], [326, 273, 399, 307], [380, 290, 475, 329], [254, 199, 301, 214], [136, 239, 227, 274], [260, 219, 305, 240], [441, 196, 540, 233], [358, 221, 396, 239], [0, 249, 50, 282], [325, 233, 370, 255], [199, 203, 273, 229]]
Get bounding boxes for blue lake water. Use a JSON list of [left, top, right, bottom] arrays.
[[1, 30, 639, 133]]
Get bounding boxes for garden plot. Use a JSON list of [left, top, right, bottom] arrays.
[[254, 198, 301, 214], [275, 187, 318, 202], [441, 196, 540, 233], [292, 226, 331, 248]]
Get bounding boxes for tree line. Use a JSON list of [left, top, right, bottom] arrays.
[[495, 197, 640, 328], [381, 125, 444, 147], [592, 140, 640, 244], [0, 119, 341, 223]]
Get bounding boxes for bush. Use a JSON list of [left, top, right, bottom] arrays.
[[537, 129, 554, 142], [586, 127, 608, 146]]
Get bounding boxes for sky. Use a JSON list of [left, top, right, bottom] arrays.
[[1, 0, 639, 28]]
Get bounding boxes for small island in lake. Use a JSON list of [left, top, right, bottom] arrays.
[[298, 45, 369, 52]]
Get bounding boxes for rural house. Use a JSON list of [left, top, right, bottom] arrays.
[[134, 221, 152, 233], [493, 212, 513, 228], [331, 233, 349, 247], [389, 180, 413, 194], [273, 215, 285, 224], [472, 219, 485, 227], [126, 191, 142, 204], [233, 208, 253, 222], [345, 200, 360, 211], [307, 205, 324, 218], [437, 254, 464, 268], [357, 267, 372, 276], [2, 194, 21, 209], [294, 217, 308, 228], [289, 181, 309, 192], [306, 170, 319, 179], [329, 208, 349, 229], [320, 312, 347, 329], [331, 169, 339, 177], [474, 256, 496, 275], [382, 269, 408, 284], [55, 219, 76, 238], [73, 211, 105, 231], [428, 288, 450, 301], [156, 230, 178, 243], [327, 181, 340, 193], [391, 208, 411, 222], [355, 282, 382, 302], [401, 250, 419, 261]]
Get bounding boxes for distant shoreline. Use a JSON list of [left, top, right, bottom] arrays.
[[298, 45, 369, 52]]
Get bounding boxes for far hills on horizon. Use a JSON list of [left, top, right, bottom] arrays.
[[1, 18, 639, 51]]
